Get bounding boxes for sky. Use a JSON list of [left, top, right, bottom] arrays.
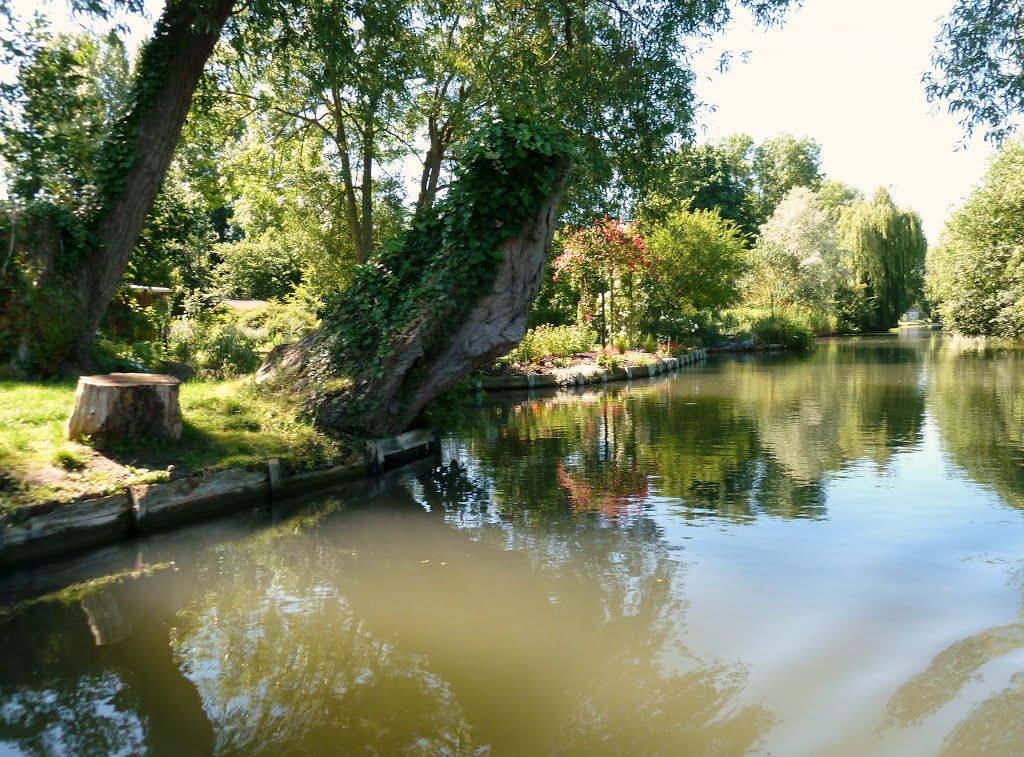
[[690, 0, 995, 243]]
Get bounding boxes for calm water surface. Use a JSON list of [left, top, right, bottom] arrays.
[[2, 331, 1024, 755]]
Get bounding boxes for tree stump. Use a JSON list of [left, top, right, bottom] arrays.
[[66, 373, 183, 443]]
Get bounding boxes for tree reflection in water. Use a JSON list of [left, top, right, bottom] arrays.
[[0, 474, 772, 755], [881, 566, 1024, 756]]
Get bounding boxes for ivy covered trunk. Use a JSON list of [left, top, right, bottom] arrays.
[[71, 0, 237, 369], [258, 118, 573, 437]]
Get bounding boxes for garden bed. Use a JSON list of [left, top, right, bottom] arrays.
[[477, 348, 707, 390]]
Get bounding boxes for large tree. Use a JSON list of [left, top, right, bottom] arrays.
[[0, 0, 237, 371], [74, 0, 237, 368], [640, 141, 759, 239], [926, 138, 1024, 338], [745, 186, 842, 316], [838, 188, 926, 330], [752, 134, 823, 222], [644, 207, 748, 315]]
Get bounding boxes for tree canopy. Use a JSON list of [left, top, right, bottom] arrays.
[[926, 138, 1024, 338], [926, 0, 1024, 142], [838, 188, 926, 330]]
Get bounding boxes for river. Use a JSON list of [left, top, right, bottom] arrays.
[[1, 330, 1023, 755]]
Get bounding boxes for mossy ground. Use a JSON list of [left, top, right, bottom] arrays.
[[0, 378, 353, 513]]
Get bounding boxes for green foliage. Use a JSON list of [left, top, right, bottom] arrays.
[[613, 335, 628, 354], [655, 308, 719, 347], [927, 137, 1024, 338], [52, 446, 87, 471], [751, 314, 814, 352], [925, 0, 1024, 142], [212, 236, 305, 300], [837, 188, 926, 330], [130, 160, 220, 291], [238, 300, 320, 346], [0, 203, 91, 374], [169, 320, 262, 377], [752, 135, 823, 220], [503, 324, 597, 363], [642, 332, 657, 354], [745, 187, 843, 317], [168, 299, 319, 376], [644, 207, 748, 315], [641, 141, 759, 239], [317, 117, 573, 408], [595, 351, 622, 371], [0, 31, 128, 213]]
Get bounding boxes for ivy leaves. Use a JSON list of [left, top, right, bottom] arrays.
[[315, 117, 574, 413]]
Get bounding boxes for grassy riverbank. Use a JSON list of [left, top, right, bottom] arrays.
[[0, 379, 350, 513]]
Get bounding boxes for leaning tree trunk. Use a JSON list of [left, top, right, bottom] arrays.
[[258, 183, 566, 438], [71, 0, 237, 370], [257, 118, 571, 437]]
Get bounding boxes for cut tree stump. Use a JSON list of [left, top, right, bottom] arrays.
[[66, 373, 183, 443]]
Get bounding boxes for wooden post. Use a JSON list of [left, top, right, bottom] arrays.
[[66, 373, 182, 443]]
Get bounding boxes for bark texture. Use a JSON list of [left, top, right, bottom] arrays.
[[72, 0, 237, 368], [258, 188, 564, 438], [66, 373, 182, 443]]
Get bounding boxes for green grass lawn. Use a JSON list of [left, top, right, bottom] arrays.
[[0, 378, 352, 512]]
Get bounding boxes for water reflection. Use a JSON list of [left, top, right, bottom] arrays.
[[457, 339, 928, 525], [2, 332, 1024, 755], [0, 479, 770, 755], [928, 339, 1024, 510], [882, 566, 1024, 757]]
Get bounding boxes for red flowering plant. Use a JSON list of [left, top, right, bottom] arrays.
[[552, 216, 656, 347]]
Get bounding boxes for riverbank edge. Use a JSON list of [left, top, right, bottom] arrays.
[[1, 349, 718, 570], [0, 428, 438, 571], [477, 348, 708, 390]]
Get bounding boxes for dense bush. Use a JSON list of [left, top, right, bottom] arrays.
[[168, 299, 318, 376], [237, 300, 319, 346], [503, 324, 597, 363], [211, 236, 305, 300], [655, 309, 721, 347], [751, 315, 815, 352]]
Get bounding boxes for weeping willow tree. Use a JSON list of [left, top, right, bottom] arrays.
[[838, 189, 926, 330]]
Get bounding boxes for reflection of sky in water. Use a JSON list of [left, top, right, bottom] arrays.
[[0, 674, 145, 756]]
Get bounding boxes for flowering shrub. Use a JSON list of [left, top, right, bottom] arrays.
[[552, 216, 655, 344]]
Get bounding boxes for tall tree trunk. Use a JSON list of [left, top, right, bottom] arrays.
[[415, 114, 451, 214], [360, 107, 375, 261], [71, 0, 236, 370]]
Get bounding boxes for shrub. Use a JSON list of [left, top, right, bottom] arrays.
[[751, 315, 814, 352], [238, 300, 319, 346], [211, 236, 304, 300], [168, 319, 263, 376], [596, 351, 622, 371], [642, 332, 657, 353], [613, 335, 627, 354], [504, 324, 597, 363], [200, 323, 263, 376]]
